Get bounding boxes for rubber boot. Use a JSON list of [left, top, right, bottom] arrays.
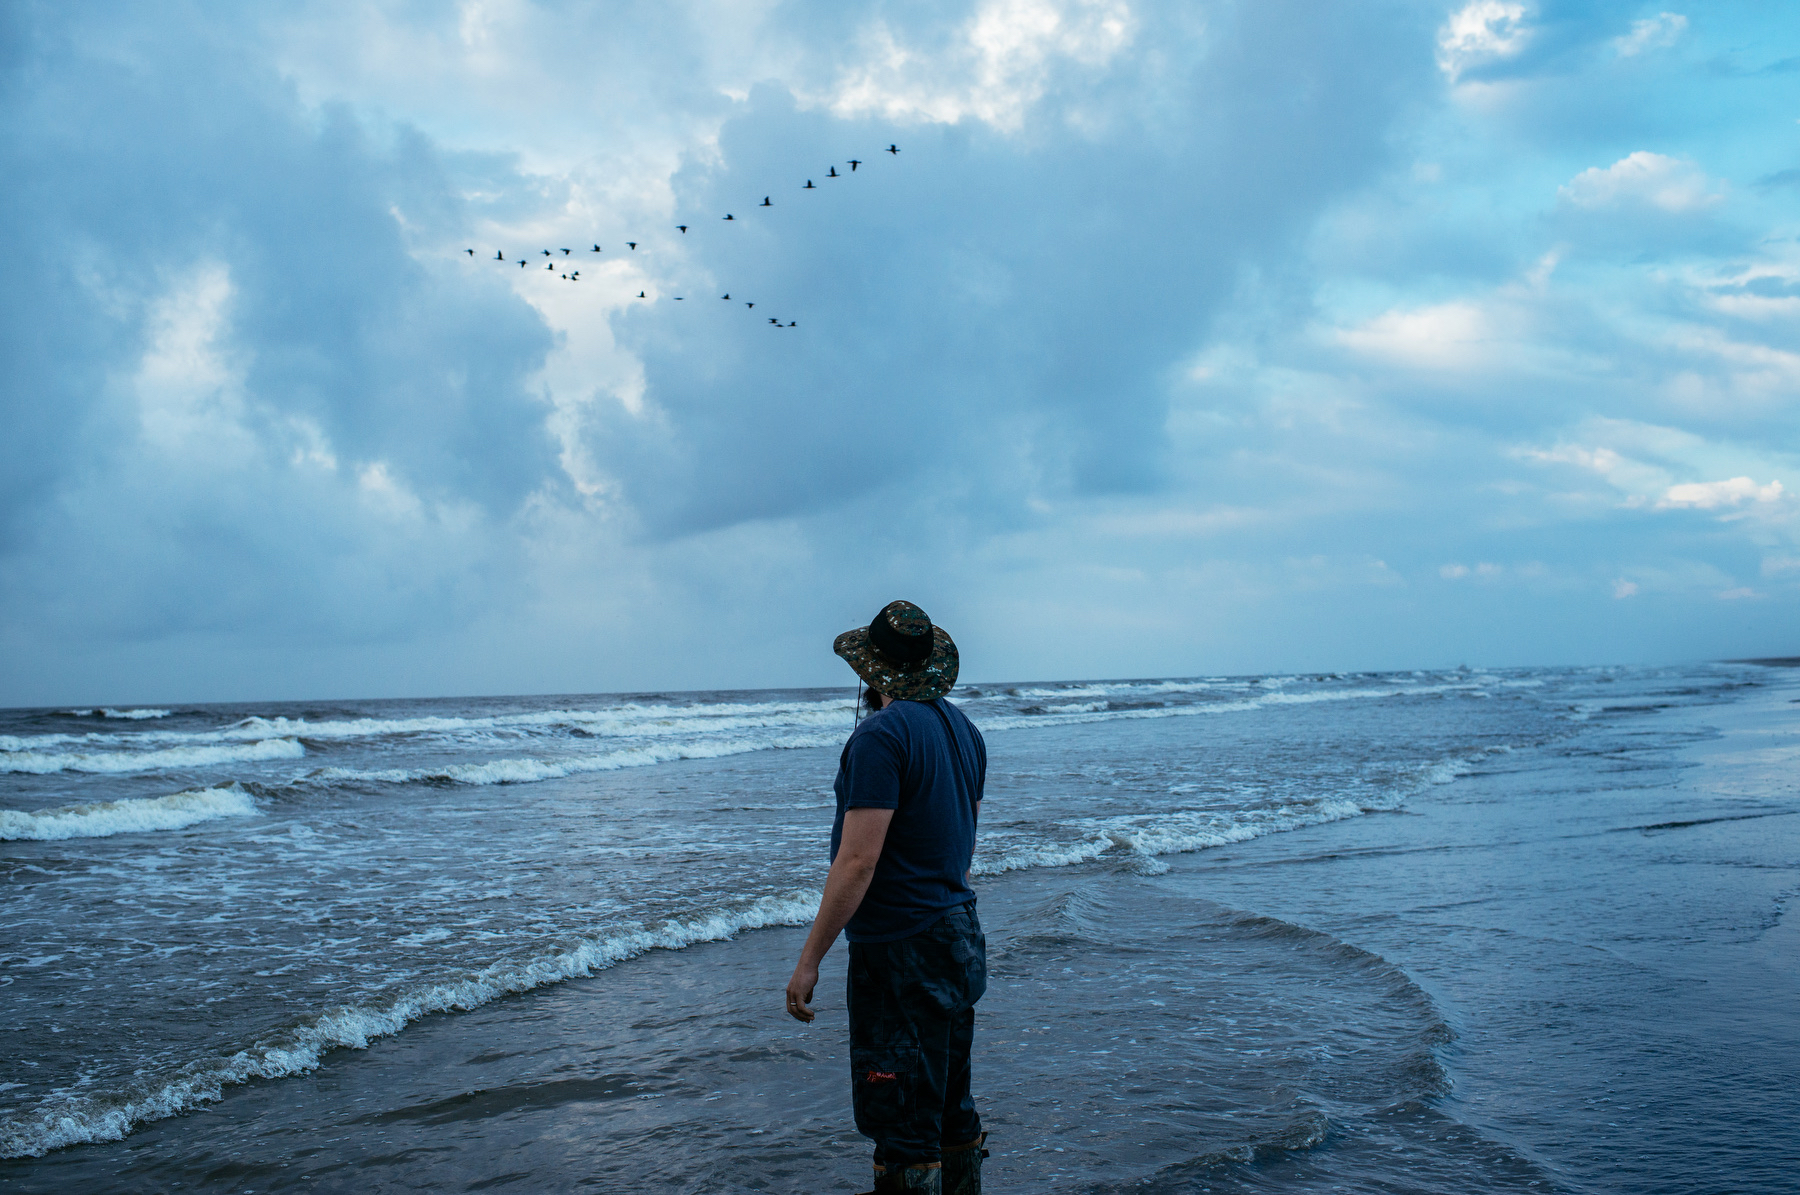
[[940, 1132, 988, 1195], [861, 1160, 942, 1193]]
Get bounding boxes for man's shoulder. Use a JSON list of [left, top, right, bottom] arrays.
[[852, 700, 940, 745], [933, 697, 981, 736], [848, 706, 910, 751]]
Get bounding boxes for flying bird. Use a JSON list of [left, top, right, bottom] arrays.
[[788, 321, 796, 327], [542, 249, 551, 256], [677, 225, 688, 233], [745, 302, 754, 309], [724, 213, 734, 220], [546, 263, 553, 270], [637, 290, 646, 298], [518, 260, 527, 267], [848, 159, 861, 171], [628, 242, 637, 250], [592, 244, 602, 252], [561, 248, 571, 255], [721, 293, 730, 300], [769, 317, 779, 324], [803, 180, 815, 189], [675, 296, 684, 300], [828, 166, 839, 178], [886, 144, 899, 154], [760, 197, 771, 206], [465, 249, 474, 256], [494, 251, 505, 260]]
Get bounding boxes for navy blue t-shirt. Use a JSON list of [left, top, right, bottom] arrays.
[[831, 698, 986, 943]]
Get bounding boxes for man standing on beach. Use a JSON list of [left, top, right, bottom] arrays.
[[785, 601, 990, 1194]]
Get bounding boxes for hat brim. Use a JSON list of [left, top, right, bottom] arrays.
[[833, 625, 959, 701]]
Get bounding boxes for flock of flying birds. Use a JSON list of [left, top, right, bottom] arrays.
[[464, 143, 903, 329]]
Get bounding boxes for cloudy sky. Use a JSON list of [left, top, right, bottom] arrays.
[[1, 0, 1795, 705]]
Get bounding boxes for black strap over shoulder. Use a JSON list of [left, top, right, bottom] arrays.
[[927, 700, 977, 800]]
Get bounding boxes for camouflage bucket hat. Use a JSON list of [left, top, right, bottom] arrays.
[[833, 600, 960, 702]]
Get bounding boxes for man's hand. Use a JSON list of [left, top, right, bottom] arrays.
[[785, 960, 819, 1023], [782, 806, 894, 1025]]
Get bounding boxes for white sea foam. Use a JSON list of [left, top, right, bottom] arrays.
[[972, 747, 1489, 877], [1038, 701, 1109, 715], [212, 698, 857, 745], [0, 738, 304, 776], [0, 699, 859, 754], [0, 674, 1497, 765], [0, 786, 258, 841], [1005, 679, 1239, 700], [64, 708, 174, 720], [976, 684, 1414, 733], [304, 687, 1482, 792], [972, 797, 1372, 876], [0, 889, 819, 1159], [0, 674, 1496, 786], [313, 733, 844, 787]]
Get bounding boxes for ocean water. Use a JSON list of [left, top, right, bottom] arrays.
[[2, 664, 1796, 1192]]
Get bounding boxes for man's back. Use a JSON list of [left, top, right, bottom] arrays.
[[787, 601, 991, 1192], [832, 698, 986, 943]]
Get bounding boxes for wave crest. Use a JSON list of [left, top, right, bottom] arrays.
[[0, 738, 304, 776], [63, 708, 174, 720], [0, 889, 818, 1158], [0, 786, 258, 841]]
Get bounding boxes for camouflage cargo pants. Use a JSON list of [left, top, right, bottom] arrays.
[[846, 905, 987, 1167]]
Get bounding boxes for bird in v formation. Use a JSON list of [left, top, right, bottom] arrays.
[[472, 142, 901, 329]]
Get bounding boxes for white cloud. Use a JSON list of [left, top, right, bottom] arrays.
[[133, 263, 254, 460], [1613, 12, 1687, 58], [1612, 578, 1639, 599], [1437, 1, 1531, 82], [1441, 562, 1503, 580], [1558, 151, 1723, 213], [1663, 327, 1800, 402], [823, 0, 1136, 129], [356, 461, 426, 520], [1717, 586, 1760, 600], [1335, 301, 1493, 369], [1515, 441, 1670, 499], [1656, 477, 1784, 510]]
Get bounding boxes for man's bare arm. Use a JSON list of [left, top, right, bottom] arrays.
[[967, 800, 980, 885], [785, 806, 894, 1023]]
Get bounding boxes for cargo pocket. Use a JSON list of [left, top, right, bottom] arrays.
[[850, 1045, 919, 1137]]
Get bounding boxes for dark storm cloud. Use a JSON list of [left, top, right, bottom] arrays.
[[595, 1, 1434, 535], [0, 4, 554, 534]]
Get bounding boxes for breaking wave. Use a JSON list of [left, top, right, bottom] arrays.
[[311, 733, 842, 787], [0, 786, 258, 841], [973, 752, 1489, 877], [0, 738, 304, 776], [0, 890, 819, 1159], [62, 708, 173, 720], [4, 700, 857, 753]]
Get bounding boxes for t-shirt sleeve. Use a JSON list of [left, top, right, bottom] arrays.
[[842, 722, 905, 809]]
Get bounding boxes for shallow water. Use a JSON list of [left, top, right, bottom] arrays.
[[3, 663, 1796, 1192]]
